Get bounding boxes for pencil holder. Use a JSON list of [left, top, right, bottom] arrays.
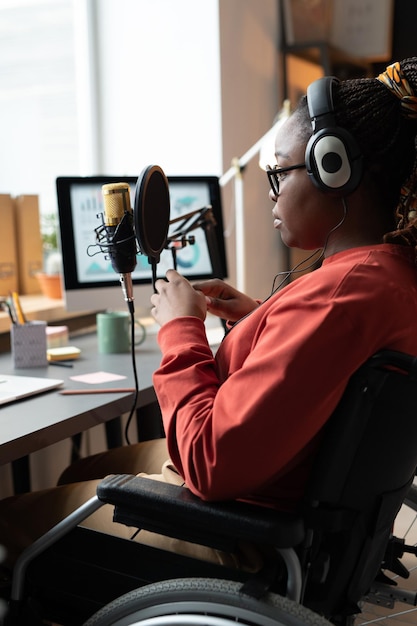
[[11, 321, 47, 368]]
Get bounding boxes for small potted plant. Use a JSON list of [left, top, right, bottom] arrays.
[[37, 211, 63, 299]]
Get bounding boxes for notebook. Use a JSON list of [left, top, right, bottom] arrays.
[[0, 374, 64, 405]]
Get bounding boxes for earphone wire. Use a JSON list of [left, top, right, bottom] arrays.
[[268, 197, 348, 297]]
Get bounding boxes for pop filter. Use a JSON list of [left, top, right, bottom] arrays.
[[134, 165, 170, 267]]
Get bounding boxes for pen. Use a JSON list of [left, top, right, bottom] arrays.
[[60, 388, 136, 395], [1, 300, 17, 325], [11, 291, 26, 325], [49, 361, 74, 368]]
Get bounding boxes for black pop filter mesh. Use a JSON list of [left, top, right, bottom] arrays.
[[134, 164, 170, 263]]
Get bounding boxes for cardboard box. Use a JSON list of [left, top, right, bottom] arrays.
[[0, 194, 18, 296], [14, 195, 43, 295]]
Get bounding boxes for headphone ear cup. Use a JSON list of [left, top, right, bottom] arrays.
[[305, 127, 362, 195], [306, 76, 363, 196]]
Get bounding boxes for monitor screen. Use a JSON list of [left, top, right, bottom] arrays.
[[56, 175, 228, 313]]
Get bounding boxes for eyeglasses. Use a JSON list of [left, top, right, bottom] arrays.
[[266, 163, 306, 196]]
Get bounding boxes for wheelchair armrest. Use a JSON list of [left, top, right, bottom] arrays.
[[97, 474, 305, 553]]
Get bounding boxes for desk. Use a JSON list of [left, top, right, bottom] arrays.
[[0, 331, 162, 469]]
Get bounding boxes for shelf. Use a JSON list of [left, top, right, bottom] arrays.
[[284, 42, 373, 78]]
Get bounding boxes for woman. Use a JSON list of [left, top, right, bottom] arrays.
[[2, 58, 417, 569]]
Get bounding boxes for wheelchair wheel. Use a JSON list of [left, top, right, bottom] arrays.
[[83, 578, 332, 626]]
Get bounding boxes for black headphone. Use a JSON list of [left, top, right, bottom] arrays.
[[305, 76, 363, 195]]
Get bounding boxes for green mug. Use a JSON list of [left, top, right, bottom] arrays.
[[96, 311, 146, 354]]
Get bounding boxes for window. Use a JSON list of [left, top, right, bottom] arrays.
[[0, 0, 78, 216]]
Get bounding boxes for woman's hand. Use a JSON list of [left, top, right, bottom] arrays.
[[151, 270, 207, 326], [192, 278, 259, 322]]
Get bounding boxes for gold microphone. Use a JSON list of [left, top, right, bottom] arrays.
[[101, 182, 137, 307]]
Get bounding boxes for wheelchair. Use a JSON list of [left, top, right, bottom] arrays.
[[4, 350, 417, 626]]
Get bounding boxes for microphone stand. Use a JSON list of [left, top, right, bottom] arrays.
[[166, 206, 223, 278], [219, 101, 290, 293]]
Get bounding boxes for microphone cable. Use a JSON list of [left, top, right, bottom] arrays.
[[123, 303, 140, 445]]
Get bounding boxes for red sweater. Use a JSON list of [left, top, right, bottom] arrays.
[[153, 244, 417, 510]]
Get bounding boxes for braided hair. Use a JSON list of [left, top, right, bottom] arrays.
[[295, 57, 417, 256]]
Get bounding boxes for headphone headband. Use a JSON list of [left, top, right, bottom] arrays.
[[308, 76, 337, 128], [305, 77, 363, 195]]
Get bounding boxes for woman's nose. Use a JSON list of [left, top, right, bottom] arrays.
[[269, 188, 278, 201]]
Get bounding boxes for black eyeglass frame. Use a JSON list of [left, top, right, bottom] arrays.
[[266, 163, 306, 196]]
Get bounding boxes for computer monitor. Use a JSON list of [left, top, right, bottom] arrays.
[[56, 175, 228, 313]]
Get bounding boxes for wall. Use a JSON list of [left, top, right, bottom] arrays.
[[219, 0, 284, 298], [91, 0, 223, 177]]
